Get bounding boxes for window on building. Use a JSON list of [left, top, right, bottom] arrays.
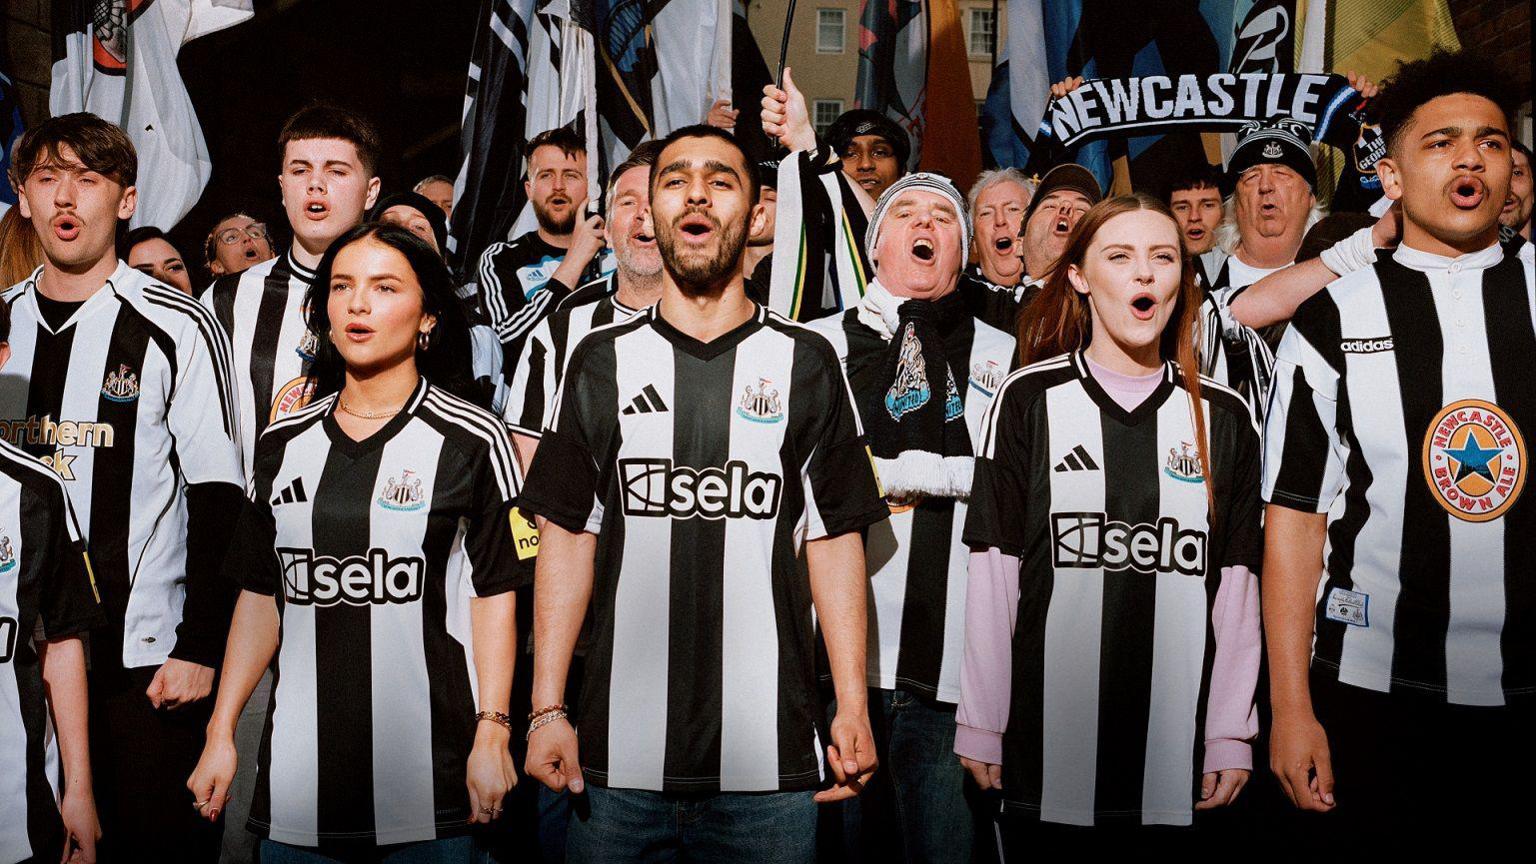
[[813, 99, 844, 136], [968, 8, 996, 57], [817, 9, 845, 54]]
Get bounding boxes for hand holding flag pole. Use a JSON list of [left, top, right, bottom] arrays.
[[769, 0, 799, 148]]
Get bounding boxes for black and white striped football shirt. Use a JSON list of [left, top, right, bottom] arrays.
[[964, 351, 1263, 825], [202, 251, 317, 474], [1264, 243, 1535, 706], [1, 263, 243, 669], [476, 231, 615, 356], [234, 378, 530, 845], [809, 301, 1016, 703], [0, 439, 100, 864], [518, 303, 888, 792], [504, 273, 640, 438]]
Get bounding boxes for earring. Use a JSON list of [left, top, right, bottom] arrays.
[[417, 329, 433, 351]]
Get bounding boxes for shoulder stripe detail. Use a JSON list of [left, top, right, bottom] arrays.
[[141, 284, 240, 437], [479, 242, 511, 327], [422, 389, 520, 497], [497, 284, 554, 343], [978, 354, 1073, 456], [262, 393, 334, 436]]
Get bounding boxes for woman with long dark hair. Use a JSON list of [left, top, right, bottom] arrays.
[[954, 194, 1263, 846], [187, 225, 528, 862]]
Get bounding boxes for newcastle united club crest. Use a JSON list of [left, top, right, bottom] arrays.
[[885, 324, 931, 420], [1164, 441, 1204, 483], [0, 536, 13, 573], [969, 360, 1003, 398], [378, 469, 426, 512], [736, 378, 784, 423], [101, 364, 139, 402]]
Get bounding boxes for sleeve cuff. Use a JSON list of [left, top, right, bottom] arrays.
[[1262, 489, 1327, 514], [1202, 738, 1253, 774], [953, 724, 1004, 765], [517, 494, 596, 537]]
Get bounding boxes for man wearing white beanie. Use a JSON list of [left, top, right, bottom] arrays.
[[808, 172, 1016, 862]]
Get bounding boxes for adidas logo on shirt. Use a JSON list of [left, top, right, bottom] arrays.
[[1053, 444, 1099, 472], [271, 477, 309, 507], [621, 384, 670, 415]]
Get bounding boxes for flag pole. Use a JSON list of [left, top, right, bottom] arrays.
[[776, 0, 799, 85], [770, 0, 799, 148]]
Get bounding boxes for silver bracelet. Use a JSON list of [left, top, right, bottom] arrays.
[[526, 709, 568, 740]]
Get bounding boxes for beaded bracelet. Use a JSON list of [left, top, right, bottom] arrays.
[[528, 703, 567, 722], [475, 710, 514, 732], [526, 709, 568, 740]]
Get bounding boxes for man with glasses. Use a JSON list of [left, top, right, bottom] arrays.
[[204, 212, 275, 279]]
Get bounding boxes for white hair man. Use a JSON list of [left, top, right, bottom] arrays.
[[808, 173, 1016, 863]]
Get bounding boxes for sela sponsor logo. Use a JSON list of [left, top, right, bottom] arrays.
[[1422, 399, 1525, 522], [0, 536, 13, 574], [619, 458, 782, 520], [1051, 512, 1208, 576], [278, 547, 426, 607], [270, 376, 316, 422], [1340, 336, 1394, 354], [378, 469, 426, 512], [736, 378, 784, 423], [101, 364, 140, 402], [1164, 441, 1204, 483], [969, 360, 1003, 398], [885, 324, 931, 420], [0, 615, 16, 663]]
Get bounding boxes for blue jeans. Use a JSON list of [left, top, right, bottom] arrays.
[[258, 836, 485, 864], [565, 786, 817, 863], [830, 689, 990, 864]]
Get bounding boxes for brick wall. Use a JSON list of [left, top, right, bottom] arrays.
[[1449, 0, 1531, 93], [2, 0, 52, 127]]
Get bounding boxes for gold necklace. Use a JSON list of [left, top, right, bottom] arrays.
[[337, 396, 402, 419]]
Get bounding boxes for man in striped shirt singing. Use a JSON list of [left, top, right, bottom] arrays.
[[1263, 49, 1534, 833]]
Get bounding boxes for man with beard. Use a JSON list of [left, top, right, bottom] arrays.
[[519, 125, 886, 863], [1167, 164, 1225, 283], [477, 127, 613, 366], [1263, 49, 1532, 834], [505, 141, 665, 467], [1501, 141, 1532, 242], [808, 173, 1015, 863]]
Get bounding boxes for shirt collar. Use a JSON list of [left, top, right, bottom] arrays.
[[1393, 241, 1503, 272]]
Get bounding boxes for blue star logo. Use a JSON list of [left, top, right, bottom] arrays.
[[1446, 430, 1501, 484]]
